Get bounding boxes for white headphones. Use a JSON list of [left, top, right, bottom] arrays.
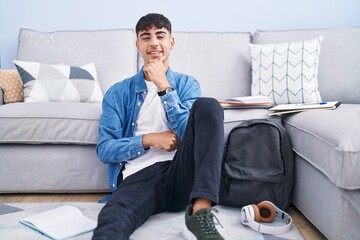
[[240, 201, 293, 235]]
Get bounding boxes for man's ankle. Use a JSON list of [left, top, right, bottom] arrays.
[[192, 198, 212, 214]]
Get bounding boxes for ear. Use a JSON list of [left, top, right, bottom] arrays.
[[136, 39, 140, 50], [170, 37, 175, 50]]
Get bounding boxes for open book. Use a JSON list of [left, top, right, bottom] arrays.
[[268, 101, 341, 115], [20, 205, 97, 240], [219, 96, 273, 109]]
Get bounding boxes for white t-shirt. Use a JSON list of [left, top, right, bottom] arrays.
[[122, 80, 175, 179]]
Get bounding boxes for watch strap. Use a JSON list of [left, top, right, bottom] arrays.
[[158, 87, 174, 96]]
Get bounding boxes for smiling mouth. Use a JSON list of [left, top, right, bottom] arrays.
[[148, 50, 163, 55]]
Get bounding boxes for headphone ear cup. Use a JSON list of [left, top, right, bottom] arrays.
[[251, 204, 261, 222], [257, 201, 276, 223]]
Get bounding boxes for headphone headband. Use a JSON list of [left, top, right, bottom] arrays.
[[240, 201, 292, 235]]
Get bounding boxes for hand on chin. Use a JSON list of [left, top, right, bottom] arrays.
[[147, 55, 164, 64], [143, 56, 168, 87]]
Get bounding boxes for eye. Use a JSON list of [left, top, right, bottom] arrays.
[[157, 34, 166, 39]]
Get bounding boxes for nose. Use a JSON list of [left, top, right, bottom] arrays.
[[150, 37, 158, 47]]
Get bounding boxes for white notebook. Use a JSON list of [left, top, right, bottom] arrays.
[[20, 205, 97, 240], [268, 101, 341, 115]]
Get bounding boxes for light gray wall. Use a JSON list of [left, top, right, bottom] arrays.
[[1, 0, 360, 69]]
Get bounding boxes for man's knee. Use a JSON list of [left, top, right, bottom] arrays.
[[192, 97, 224, 120]]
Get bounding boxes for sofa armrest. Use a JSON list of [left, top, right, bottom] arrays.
[[0, 87, 4, 105]]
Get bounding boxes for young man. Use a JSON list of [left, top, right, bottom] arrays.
[[93, 13, 225, 240]]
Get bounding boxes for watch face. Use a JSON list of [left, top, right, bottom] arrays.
[[166, 87, 174, 93]]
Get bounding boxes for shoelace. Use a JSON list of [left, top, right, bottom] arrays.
[[195, 208, 224, 235]]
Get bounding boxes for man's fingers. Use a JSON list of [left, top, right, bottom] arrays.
[[166, 133, 179, 152], [171, 137, 180, 152]]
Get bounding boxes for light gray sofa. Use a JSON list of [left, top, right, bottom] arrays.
[[0, 27, 359, 239]]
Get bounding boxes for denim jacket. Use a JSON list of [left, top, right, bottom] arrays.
[[97, 68, 201, 192]]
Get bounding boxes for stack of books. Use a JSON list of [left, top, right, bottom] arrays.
[[219, 96, 273, 109]]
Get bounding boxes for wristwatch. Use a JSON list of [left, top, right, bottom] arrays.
[[158, 87, 174, 96]]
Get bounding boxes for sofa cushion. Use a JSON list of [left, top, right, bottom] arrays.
[[252, 27, 360, 104], [14, 61, 103, 103], [250, 37, 323, 104], [282, 104, 360, 189], [0, 69, 24, 103], [0, 102, 101, 144], [0, 103, 268, 146], [17, 29, 137, 93], [167, 32, 252, 100]]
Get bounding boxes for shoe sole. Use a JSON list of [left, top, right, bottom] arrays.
[[181, 225, 197, 240]]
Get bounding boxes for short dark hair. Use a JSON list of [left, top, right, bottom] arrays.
[[135, 13, 172, 37]]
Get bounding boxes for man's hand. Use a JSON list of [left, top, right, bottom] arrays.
[[142, 131, 180, 152], [143, 59, 171, 91]]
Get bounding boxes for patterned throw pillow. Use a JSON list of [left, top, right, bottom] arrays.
[[0, 69, 24, 103], [250, 36, 323, 104], [13, 60, 103, 103]]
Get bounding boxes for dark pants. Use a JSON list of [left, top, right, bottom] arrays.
[[92, 98, 224, 240]]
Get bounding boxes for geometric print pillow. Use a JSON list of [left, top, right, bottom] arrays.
[[250, 36, 323, 104], [13, 60, 103, 103]]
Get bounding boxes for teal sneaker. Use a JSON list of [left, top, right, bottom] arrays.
[[182, 205, 224, 240]]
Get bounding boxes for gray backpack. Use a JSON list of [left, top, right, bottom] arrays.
[[219, 118, 295, 210]]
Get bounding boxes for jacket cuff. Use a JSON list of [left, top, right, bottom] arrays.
[[133, 134, 146, 157]]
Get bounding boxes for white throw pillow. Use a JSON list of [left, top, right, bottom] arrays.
[[250, 36, 323, 104], [13, 60, 103, 103]]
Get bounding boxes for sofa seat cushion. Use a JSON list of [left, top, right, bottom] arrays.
[[282, 104, 360, 189], [0, 102, 101, 144]]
